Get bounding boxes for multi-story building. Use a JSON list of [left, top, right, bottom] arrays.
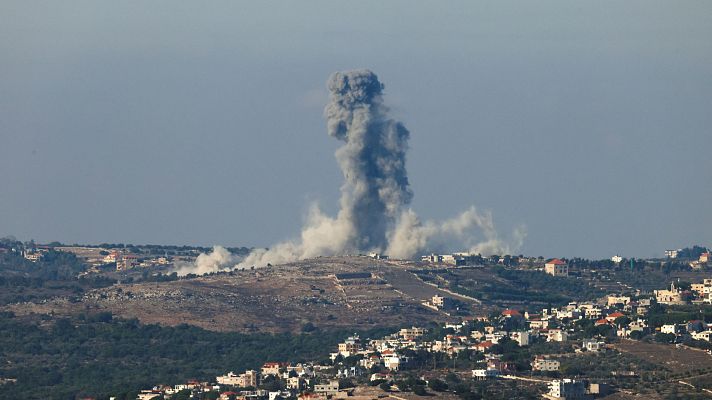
[[665, 249, 681, 259], [338, 336, 361, 357], [314, 380, 340, 396], [261, 362, 286, 376], [432, 295, 455, 310], [532, 357, 560, 372], [544, 259, 568, 277], [660, 324, 683, 335], [117, 254, 139, 271], [547, 329, 568, 342], [216, 370, 258, 387], [582, 339, 605, 352], [472, 368, 499, 380], [547, 379, 587, 399], [607, 296, 631, 306], [509, 331, 530, 346], [399, 327, 426, 340]]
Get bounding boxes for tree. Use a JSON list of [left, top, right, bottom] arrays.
[[614, 316, 632, 327], [428, 379, 448, 392], [379, 382, 391, 392], [413, 385, 427, 396]]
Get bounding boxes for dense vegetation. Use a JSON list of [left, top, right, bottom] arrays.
[[0, 312, 395, 400], [0, 251, 116, 305], [439, 267, 602, 306]]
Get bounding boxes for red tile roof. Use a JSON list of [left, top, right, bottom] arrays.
[[546, 259, 566, 265]]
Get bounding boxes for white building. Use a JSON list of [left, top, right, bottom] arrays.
[[547, 379, 587, 400], [611, 255, 623, 264], [691, 331, 712, 342], [217, 370, 258, 387], [660, 324, 683, 335], [547, 329, 568, 342], [532, 357, 560, 372], [338, 336, 361, 357], [665, 249, 681, 259], [472, 368, 499, 380], [384, 355, 405, 371], [544, 259, 569, 277], [509, 331, 530, 346], [582, 339, 605, 352]]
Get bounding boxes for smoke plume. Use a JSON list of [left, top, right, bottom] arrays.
[[174, 245, 236, 276], [184, 69, 524, 273]]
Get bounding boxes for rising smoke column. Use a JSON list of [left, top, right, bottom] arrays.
[[181, 69, 524, 274], [230, 69, 413, 269], [325, 70, 413, 251]]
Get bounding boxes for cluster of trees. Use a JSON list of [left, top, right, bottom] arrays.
[[677, 246, 710, 260], [0, 250, 118, 304], [558, 351, 661, 380], [448, 267, 602, 306], [0, 250, 87, 280], [647, 304, 712, 328]]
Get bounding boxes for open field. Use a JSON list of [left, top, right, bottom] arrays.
[[614, 339, 712, 373], [5, 257, 470, 332]]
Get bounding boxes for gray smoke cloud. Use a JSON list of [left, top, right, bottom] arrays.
[[185, 70, 524, 273], [325, 70, 413, 251], [387, 207, 527, 259], [174, 245, 236, 276]]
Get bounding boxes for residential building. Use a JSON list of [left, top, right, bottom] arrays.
[[547, 329, 568, 342], [217, 370, 258, 387], [314, 380, 339, 396], [338, 336, 361, 357], [117, 254, 139, 271], [545, 259, 568, 277], [262, 362, 286, 376], [399, 327, 426, 340], [432, 295, 455, 310], [582, 339, 604, 352], [547, 379, 587, 400], [607, 296, 631, 306], [383, 355, 406, 371], [103, 251, 121, 264], [472, 368, 499, 380], [660, 324, 683, 335], [691, 331, 712, 342], [665, 249, 681, 259], [532, 357, 560, 372]]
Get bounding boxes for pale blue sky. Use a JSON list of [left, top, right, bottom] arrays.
[[1, 1, 710, 258]]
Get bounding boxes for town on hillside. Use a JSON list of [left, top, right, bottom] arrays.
[[3, 238, 712, 399]]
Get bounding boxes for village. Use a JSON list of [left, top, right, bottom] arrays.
[[123, 256, 712, 400], [4, 238, 712, 399]]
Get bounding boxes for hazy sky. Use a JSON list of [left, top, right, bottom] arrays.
[[1, 1, 710, 259]]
